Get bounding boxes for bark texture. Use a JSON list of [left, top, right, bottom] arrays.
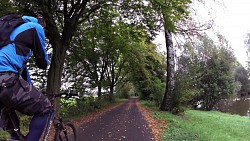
[[160, 27, 175, 112]]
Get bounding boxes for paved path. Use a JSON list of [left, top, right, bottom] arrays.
[[77, 98, 155, 141]]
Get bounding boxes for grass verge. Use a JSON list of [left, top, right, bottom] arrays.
[[140, 100, 250, 141]]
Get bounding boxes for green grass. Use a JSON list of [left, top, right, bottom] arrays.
[[0, 113, 31, 139], [141, 101, 250, 141]]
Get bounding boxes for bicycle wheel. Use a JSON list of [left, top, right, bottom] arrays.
[[54, 122, 77, 141]]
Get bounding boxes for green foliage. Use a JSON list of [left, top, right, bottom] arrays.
[[140, 100, 159, 111], [0, 113, 31, 140], [67, 7, 167, 101], [66, 5, 152, 99], [151, 0, 192, 32], [0, 131, 9, 139], [9, 0, 193, 114], [116, 82, 136, 99], [60, 96, 110, 119], [129, 43, 166, 100], [175, 34, 236, 110], [199, 52, 235, 110], [233, 66, 250, 96], [9, 0, 192, 104], [150, 77, 165, 106], [0, 0, 17, 16]]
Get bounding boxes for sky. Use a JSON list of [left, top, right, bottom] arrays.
[[211, 0, 250, 67], [154, 0, 250, 67]]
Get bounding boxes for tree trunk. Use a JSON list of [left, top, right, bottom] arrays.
[[109, 65, 115, 102], [109, 84, 114, 102], [97, 85, 102, 99], [160, 27, 175, 112], [37, 0, 91, 115], [47, 42, 67, 114]]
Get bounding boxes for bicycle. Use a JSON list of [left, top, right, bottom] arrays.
[[2, 91, 78, 141]]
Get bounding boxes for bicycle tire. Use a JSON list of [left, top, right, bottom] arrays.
[[54, 122, 77, 141]]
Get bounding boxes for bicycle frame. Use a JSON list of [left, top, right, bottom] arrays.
[[43, 110, 55, 141], [43, 92, 75, 141], [43, 108, 72, 141]]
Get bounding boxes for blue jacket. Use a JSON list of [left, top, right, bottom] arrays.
[[0, 16, 49, 83]]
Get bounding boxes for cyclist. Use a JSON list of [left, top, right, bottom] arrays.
[[0, 14, 51, 141]]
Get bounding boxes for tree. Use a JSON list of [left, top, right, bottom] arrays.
[[148, 0, 192, 111], [69, 12, 145, 100], [128, 41, 166, 101], [244, 33, 250, 75], [175, 42, 201, 110], [233, 66, 250, 96], [176, 34, 236, 110], [9, 0, 164, 111], [8, 0, 194, 113], [158, 0, 218, 112]]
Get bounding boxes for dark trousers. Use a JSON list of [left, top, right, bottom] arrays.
[[0, 72, 51, 134]]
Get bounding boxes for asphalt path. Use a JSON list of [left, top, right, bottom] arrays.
[[77, 98, 155, 141]]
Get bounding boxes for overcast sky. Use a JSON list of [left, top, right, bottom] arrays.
[[212, 0, 250, 67], [154, 0, 250, 67]]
